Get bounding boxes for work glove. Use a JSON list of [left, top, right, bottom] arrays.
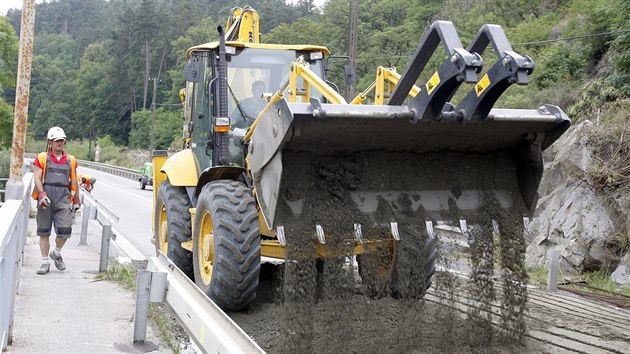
[[72, 197, 81, 211], [231, 127, 248, 138], [38, 192, 51, 209]]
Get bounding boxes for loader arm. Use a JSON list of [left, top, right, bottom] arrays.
[[288, 56, 347, 104], [225, 6, 260, 43], [350, 67, 421, 105], [243, 56, 346, 143]]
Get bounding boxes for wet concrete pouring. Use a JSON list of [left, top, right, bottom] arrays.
[[227, 150, 630, 354]]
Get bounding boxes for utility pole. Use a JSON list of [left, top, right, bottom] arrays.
[[345, 0, 359, 101], [150, 77, 156, 150], [149, 48, 166, 151], [6, 0, 36, 200], [143, 37, 149, 110], [88, 119, 95, 160]]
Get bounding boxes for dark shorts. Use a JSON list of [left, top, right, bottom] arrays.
[[36, 201, 73, 238]]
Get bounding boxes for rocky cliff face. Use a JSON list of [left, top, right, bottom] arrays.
[[526, 121, 630, 284]]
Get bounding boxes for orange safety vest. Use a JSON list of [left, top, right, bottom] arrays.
[[31, 151, 79, 202]]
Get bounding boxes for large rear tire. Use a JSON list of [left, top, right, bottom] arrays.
[[193, 180, 261, 311], [155, 180, 194, 279], [390, 234, 437, 300]]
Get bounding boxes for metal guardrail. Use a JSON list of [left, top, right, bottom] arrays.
[[0, 173, 33, 351], [79, 190, 120, 272], [24, 153, 142, 182], [0, 178, 7, 203], [144, 254, 265, 353], [78, 160, 142, 181]]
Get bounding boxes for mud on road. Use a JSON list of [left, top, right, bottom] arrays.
[[229, 151, 630, 353], [231, 263, 630, 354]]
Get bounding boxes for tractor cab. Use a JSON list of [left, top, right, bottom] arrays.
[[182, 44, 329, 170]]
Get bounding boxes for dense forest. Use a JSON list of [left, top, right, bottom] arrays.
[[0, 0, 628, 166]]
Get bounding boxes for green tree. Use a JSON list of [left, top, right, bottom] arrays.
[[609, 0, 630, 95], [28, 34, 79, 138], [0, 16, 19, 148], [129, 108, 181, 149], [73, 41, 119, 142], [0, 17, 19, 89], [0, 104, 13, 149], [265, 18, 326, 45]]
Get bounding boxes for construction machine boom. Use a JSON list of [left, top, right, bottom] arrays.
[[152, 8, 570, 312]]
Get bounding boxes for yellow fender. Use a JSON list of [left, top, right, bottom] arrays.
[[161, 149, 199, 187]]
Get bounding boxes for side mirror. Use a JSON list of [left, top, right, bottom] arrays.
[[184, 62, 200, 83]]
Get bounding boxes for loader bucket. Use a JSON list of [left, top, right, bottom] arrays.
[[248, 99, 570, 234]]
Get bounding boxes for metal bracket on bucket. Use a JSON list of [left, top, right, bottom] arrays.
[[455, 24, 534, 121], [387, 21, 482, 123]]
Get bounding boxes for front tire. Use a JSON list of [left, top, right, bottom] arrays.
[[193, 180, 261, 311], [390, 233, 437, 300], [155, 180, 194, 279]]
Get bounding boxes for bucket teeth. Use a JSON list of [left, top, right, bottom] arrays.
[[316, 224, 326, 244], [523, 217, 531, 233], [425, 220, 435, 239], [353, 223, 364, 244], [492, 219, 500, 235], [390, 222, 400, 241], [276, 225, 286, 246], [459, 219, 468, 233]]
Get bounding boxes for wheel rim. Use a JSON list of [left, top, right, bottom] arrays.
[[198, 211, 215, 285], [158, 203, 168, 254]]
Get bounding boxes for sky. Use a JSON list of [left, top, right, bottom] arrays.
[[1, 0, 45, 16]]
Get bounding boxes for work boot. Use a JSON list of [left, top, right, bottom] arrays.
[[36, 262, 50, 275], [49, 250, 66, 271]]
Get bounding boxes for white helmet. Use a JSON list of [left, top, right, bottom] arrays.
[[47, 126, 66, 141]]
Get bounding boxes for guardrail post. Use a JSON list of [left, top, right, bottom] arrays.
[[547, 249, 560, 292], [133, 271, 167, 343], [99, 223, 112, 272], [78, 205, 91, 246]]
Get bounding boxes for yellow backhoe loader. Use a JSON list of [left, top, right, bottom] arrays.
[[152, 6, 570, 311]]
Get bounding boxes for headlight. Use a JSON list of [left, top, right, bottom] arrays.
[[310, 51, 323, 60], [214, 117, 230, 133]]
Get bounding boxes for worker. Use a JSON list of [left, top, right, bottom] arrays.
[[232, 80, 267, 128], [241, 80, 267, 118], [31, 126, 80, 275], [80, 174, 96, 193]]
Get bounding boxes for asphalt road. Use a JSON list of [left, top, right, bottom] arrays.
[[77, 166, 155, 258]]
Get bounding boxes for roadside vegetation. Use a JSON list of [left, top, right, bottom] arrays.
[[528, 266, 630, 299], [25, 135, 150, 169]]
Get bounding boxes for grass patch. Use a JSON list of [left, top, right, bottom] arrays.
[[576, 270, 617, 292], [149, 304, 181, 354], [585, 99, 630, 191], [95, 259, 137, 290], [529, 266, 630, 302], [566, 270, 630, 298], [527, 266, 550, 287]]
